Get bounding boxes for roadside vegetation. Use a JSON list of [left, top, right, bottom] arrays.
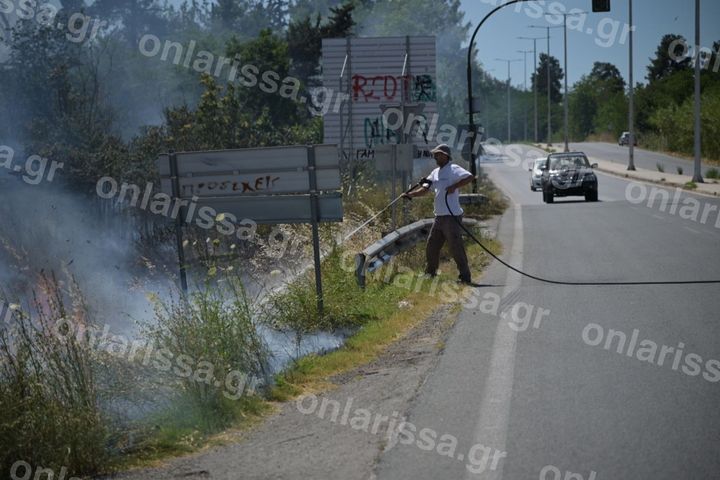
[[0, 275, 111, 477], [0, 274, 273, 475], [0, 0, 506, 476], [0, 170, 506, 478], [568, 36, 720, 162]]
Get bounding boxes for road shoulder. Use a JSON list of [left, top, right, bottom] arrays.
[[109, 303, 459, 480]]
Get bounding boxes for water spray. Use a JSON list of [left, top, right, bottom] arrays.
[[342, 174, 432, 243]]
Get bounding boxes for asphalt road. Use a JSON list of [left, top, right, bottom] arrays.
[[375, 145, 720, 479], [568, 142, 717, 177]]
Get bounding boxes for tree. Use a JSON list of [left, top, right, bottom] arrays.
[[211, 0, 245, 31], [289, 0, 345, 22], [568, 62, 626, 140], [211, 0, 290, 38], [531, 53, 564, 104], [569, 79, 597, 140], [594, 91, 627, 138], [225, 29, 301, 127], [647, 34, 691, 83], [287, 2, 355, 87], [90, 0, 169, 45], [589, 61, 625, 93]]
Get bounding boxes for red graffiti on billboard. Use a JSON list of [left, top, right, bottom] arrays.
[[352, 74, 436, 103]]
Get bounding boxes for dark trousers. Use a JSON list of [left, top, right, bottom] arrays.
[[426, 215, 471, 281]]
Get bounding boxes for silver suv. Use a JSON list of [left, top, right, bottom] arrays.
[[541, 152, 599, 203]]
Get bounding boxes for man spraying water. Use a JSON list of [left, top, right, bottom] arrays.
[[403, 144, 476, 284]]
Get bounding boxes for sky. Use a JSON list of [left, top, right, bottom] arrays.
[[458, 0, 720, 88]]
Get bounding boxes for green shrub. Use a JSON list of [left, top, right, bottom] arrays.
[[706, 168, 719, 179], [264, 247, 409, 355], [0, 275, 111, 477], [144, 277, 268, 413]]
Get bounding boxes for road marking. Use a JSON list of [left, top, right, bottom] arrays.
[[652, 214, 665, 221], [463, 205, 523, 480], [683, 226, 700, 234]]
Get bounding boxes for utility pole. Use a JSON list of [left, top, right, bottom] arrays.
[[518, 36, 544, 143], [628, 0, 636, 170], [693, 0, 704, 183], [496, 58, 522, 143], [517, 49, 533, 142], [466, 0, 537, 192], [546, 27, 551, 147], [483, 68, 495, 140], [544, 12, 586, 153], [529, 25, 561, 147]]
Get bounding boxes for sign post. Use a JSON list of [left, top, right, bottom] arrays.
[[307, 146, 324, 316], [168, 151, 189, 292], [157, 145, 343, 306]]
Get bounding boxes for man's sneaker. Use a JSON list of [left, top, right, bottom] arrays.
[[457, 276, 473, 285]]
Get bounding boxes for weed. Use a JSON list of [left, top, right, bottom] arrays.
[[0, 274, 111, 477]]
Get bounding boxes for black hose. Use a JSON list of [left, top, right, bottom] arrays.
[[444, 191, 720, 286]]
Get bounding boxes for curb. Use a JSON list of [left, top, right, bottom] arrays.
[[590, 160, 720, 199]]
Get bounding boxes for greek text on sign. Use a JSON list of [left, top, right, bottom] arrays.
[[158, 145, 341, 197], [156, 145, 343, 224]]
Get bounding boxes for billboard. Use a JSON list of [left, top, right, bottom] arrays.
[[321, 36, 438, 162], [156, 145, 343, 224]]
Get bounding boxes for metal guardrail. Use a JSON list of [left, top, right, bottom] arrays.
[[355, 217, 484, 287]]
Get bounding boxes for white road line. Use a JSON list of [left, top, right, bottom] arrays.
[[464, 204, 523, 480], [652, 214, 665, 221], [684, 226, 700, 234]]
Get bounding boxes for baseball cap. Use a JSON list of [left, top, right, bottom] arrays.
[[430, 144, 452, 158]]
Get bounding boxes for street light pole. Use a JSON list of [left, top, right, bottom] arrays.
[[546, 27, 551, 147], [483, 68, 495, 140], [693, 0, 704, 183], [496, 58, 522, 143], [530, 25, 560, 147], [519, 36, 543, 143], [518, 49, 532, 141], [467, 0, 535, 191], [533, 38, 538, 143], [543, 12, 586, 153], [628, 0, 636, 170]]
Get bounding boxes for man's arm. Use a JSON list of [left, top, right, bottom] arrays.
[[446, 174, 475, 193], [403, 184, 430, 199]]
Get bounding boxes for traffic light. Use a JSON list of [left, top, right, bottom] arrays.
[[592, 0, 610, 12]]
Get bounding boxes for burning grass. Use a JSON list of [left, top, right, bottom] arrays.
[[0, 171, 507, 474], [0, 273, 275, 477], [0, 274, 111, 477]]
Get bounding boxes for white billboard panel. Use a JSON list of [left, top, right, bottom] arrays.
[[156, 145, 343, 224], [321, 36, 437, 160], [193, 194, 343, 224]]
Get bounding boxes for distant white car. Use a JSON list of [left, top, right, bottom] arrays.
[[529, 158, 546, 191]]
